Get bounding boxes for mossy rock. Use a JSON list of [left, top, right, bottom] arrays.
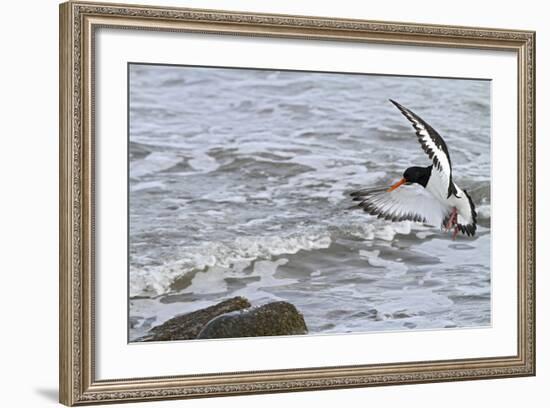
[[197, 301, 308, 339], [139, 296, 251, 341]]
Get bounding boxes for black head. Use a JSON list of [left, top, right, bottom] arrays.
[[403, 165, 432, 188]]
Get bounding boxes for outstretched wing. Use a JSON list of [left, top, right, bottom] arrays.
[[389, 99, 457, 199], [451, 189, 478, 237], [350, 184, 450, 228]]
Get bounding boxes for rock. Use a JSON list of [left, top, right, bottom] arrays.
[[197, 301, 308, 339], [137, 297, 309, 342], [139, 296, 251, 341]]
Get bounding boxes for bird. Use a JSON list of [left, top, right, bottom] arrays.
[[350, 99, 477, 239]]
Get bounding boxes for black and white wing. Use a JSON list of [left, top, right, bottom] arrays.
[[350, 184, 450, 228], [389, 99, 458, 199], [453, 189, 478, 237]]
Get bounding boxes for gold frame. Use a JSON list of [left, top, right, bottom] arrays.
[[59, 1, 536, 405]]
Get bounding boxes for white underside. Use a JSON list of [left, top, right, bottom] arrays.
[[426, 179, 474, 227]]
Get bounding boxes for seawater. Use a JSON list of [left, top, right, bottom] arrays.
[[128, 64, 491, 341]]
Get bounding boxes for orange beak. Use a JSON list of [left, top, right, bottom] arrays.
[[387, 178, 406, 192]]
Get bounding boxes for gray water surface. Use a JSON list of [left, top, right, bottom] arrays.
[[128, 64, 491, 341]]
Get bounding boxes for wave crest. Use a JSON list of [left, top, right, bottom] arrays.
[[130, 230, 332, 298]]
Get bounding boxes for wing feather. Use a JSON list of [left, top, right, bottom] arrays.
[[453, 189, 478, 237], [350, 184, 450, 228], [389, 99, 457, 199]]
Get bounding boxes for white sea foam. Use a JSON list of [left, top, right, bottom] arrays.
[[131, 180, 165, 192], [476, 203, 491, 219], [129, 230, 332, 297], [359, 249, 408, 277], [374, 289, 454, 319], [347, 220, 414, 241], [130, 151, 182, 179], [188, 150, 219, 173], [415, 231, 490, 266], [376, 288, 453, 318], [416, 231, 436, 239], [231, 258, 299, 302]]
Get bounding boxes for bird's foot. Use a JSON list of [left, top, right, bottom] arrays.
[[446, 208, 458, 230], [452, 226, 460, 240]]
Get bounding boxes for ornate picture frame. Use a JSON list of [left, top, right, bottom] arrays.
[[59, 1, 535, 405]]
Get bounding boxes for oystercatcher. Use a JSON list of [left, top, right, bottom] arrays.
[[350, 99, 477, 239]]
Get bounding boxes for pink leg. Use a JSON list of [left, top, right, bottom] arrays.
[[452, 226, 460, 240], [446, 208, 458, 230]]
